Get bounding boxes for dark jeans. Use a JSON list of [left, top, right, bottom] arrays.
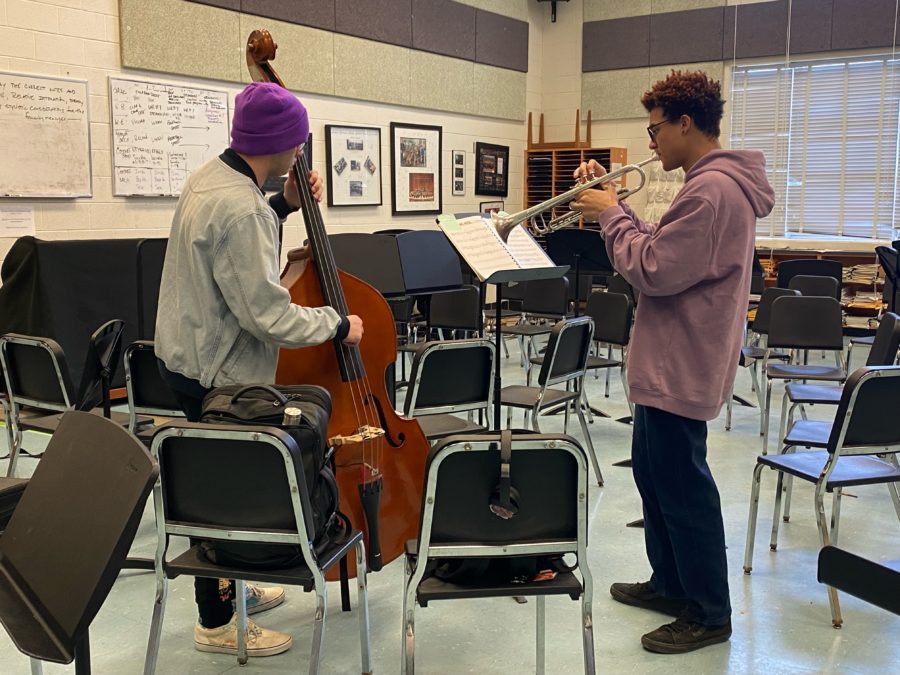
[[157, 361, 236, 629], [631, 404, 731, 626]]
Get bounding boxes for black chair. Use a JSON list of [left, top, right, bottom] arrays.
[[817, 546, 900, 617], [744, 366, 900, 627], [761, 296, 847, 455], [788, 274, 841, 300], [123, 340, 185, 442], [0, 411, 158, 674], [1, 324, 151, 477], [401, 432, 595, 674], [144, 422, 372, 673], [778, 312, 900, 449], [403, 339, 494, 442], [501, 317, 602, 486], [606, 273, 638, 308], [876, 245, 900, 314], [776, 258, 842, 294], [426, 284, 482, 339], [730, 288, 799, 433], [499, 276, 570, 367], [528, 290, 634, 422], [765, 313, 900, 525]]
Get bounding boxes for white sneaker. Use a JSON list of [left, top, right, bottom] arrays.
[[242, 583, 286, 615], [194, 615, 292, 657]]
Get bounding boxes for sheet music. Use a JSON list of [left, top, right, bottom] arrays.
[[438, 215, 518, 281], [506, 226, 554, 269], [437, 214, 554, 282]]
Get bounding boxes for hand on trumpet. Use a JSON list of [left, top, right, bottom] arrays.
[[569, 159, 619, 222]]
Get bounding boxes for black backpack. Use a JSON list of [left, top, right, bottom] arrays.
[[199, 383, 348, 567]]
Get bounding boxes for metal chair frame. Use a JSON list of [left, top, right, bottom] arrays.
[[501, 317, 602, 486], [144, 424, 372, 675], [744, 366, 900, 627], [404, 339, 495, 434], [401, 434, 595, 675]]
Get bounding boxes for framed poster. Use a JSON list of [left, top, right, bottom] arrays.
[[325, 125, 382, 207], [475, 142, 509, 198], [390, 122, 442, 215], [480, 200, 504, 215], [452, 149, 465, 196]]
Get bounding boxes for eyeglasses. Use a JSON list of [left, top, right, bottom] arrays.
[[646, 119, 672, 140]]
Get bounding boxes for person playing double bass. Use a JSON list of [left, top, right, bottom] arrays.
[[156, 81, 363, 658]]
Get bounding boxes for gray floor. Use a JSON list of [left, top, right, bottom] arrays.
[[2, 340, 898, 674]]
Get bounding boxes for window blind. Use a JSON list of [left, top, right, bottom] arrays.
[[730, 56, 900, 241]]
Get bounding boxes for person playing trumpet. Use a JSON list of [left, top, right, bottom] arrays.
[[570, 70, 774, 654]]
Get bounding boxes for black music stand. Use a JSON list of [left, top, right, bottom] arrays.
[[546, 229, 614, 318], [484, 267, 569, 429], [440, 213, 569, 429], [545, 229, 633, 424]]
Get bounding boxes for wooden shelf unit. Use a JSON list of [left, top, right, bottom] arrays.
[[524, 147, 628, 240]]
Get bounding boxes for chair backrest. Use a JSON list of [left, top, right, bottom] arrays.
[[151, 423, 316, 544], [788, 274, 841, 300], [75, 319, 125, 413], [395, 230, 463, 293], [404, 339, 495, 417], [750, 273, 766, 295], [751, 287, 800, 335], [427, 285, 481, 332], [866, 313, 900, 366], [136, 238, 167, 340], [124, 340, 184, 431], [418, 433, 587, 552], [584, 291, 633, 346], [536, 316, 594, 387], [827, 366, 900, 453], [521, 276, 570, 317], [328, 233, 407, 297], [0, 333, 74, 411], [767, 295, 845, 351], [876, 245, 900, 312], [606, 273, 638, 307], [776, 258, 843, 291], [0, 412, 157, 663]]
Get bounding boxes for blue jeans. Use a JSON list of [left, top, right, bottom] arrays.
[[631, 404, 731, 626]]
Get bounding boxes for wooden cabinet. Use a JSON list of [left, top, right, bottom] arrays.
[[524, 147, 627, 238]]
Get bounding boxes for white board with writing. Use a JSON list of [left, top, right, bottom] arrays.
[[109, 77, 229, 197], [0, 71, 91, 198]]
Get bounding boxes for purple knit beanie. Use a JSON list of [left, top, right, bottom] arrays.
[[231, 82, 309, 156]]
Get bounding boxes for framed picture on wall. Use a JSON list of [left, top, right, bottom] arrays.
[[475, 142, 509, 197], [390, 122, 442, 216], [324, 125, 382, 207], [480, 200, 504, 215], [452, 149, 465, 196]]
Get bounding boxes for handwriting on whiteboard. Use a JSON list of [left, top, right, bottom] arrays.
[[109, 78, 229, 197]]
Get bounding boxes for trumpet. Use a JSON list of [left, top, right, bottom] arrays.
[[492, 155, 659, 241]]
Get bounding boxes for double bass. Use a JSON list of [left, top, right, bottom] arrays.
[[245, 30, 429, 578]]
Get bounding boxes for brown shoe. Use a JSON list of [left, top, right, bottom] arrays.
[[641, 617, 732, 654], [610, 581, 688, 618], [194, 615, 292, 657]]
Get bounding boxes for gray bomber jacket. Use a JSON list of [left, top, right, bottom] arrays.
[[155, 156, 343, 388]]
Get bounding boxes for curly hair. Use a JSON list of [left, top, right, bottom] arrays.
[[641, 70, 725, 138]]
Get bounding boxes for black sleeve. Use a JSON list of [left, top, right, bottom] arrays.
[[268, 191, 297, 221], [334, 315, 351, 341]]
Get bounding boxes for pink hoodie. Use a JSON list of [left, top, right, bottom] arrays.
[[598, 149, 775, 421]]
